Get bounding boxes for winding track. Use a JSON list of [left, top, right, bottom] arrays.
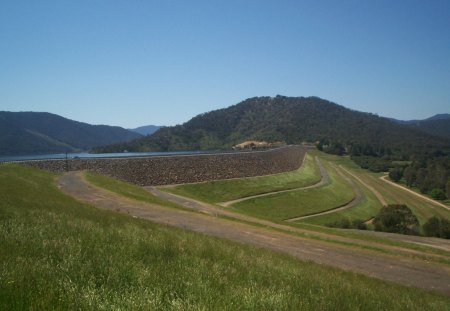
[[380, 175, 450, 212], [57, 172, 450, 295], [218, 156, 329, 207], [285, 165, 364, 222]]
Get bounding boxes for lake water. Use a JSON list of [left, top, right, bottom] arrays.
[[0, 150, 222, 162]]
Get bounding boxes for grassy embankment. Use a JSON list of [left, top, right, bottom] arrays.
[[87, 170, 450, 264], [164, 153, 321, 203], [87, 171, 450, 264], [84, 172, 183, 210], [230, 160, 353, 220], [2, 165, 450, 309], [164, 148, 450, 225], [314, 152, 450, 225]]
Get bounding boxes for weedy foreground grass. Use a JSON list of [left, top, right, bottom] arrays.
[[1, 164, 449, 310]]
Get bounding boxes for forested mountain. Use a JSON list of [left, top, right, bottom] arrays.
[[94, 96, 449, 155], [389, 114, 450, 138], [0, 112, 141, 156], [128, 125, 162, 136]]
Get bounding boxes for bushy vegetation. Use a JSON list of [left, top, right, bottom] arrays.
[[4, 165, 450, 309], [373, 205, 420, 235], [351, 155, 392, 172], [401, 153, 450, 198], [423, 216, 450, 239], [327, 218, 368, 230]]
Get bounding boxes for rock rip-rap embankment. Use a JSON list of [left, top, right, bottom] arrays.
[[18, 145, 306, 186]]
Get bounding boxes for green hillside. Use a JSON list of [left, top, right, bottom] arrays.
[[0, 111, 141, 156], [93, 96, 449, 154]]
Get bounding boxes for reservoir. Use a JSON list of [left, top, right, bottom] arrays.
[[0, 150, 217, 162]]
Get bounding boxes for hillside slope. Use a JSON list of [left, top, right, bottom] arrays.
[[0, 112, 141, 155], [390, 114, 450, 138], [128, 125, 162, 136], [94, 96, 449, 154]]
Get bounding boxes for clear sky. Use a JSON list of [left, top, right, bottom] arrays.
[[1, 0, 449, 128]]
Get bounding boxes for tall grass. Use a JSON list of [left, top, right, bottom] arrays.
[[1, 164, 449, 310]]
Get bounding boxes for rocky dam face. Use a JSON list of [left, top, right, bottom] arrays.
[[15, 146, 306, 186]]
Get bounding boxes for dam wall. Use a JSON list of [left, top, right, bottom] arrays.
[[17, 145, 306, 186]]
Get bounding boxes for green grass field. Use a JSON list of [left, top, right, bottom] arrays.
[[164, 149, 450, 229], [165, 153, 321, 203], [291, 151, 450, 226], [2, 164, 450, 310], [85, 171, 450, 264], [85, 172, 183, 210], [230, 161, 354, 220]]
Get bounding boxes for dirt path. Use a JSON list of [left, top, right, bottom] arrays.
[[380, 175, 450, 212], [58, 172, 450, 295], [218, 156, 329, 207], [285, 165, 363, 222], [149, 183, 450, 254], [339, 165, 387, 206]]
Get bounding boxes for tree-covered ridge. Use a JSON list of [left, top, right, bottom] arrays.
[[0, 112, 141, 156], [93, 95, 449, 154]]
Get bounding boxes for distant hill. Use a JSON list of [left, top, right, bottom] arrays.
[[425, 113, 450, 121], [389, 114, 450, 138], [128, 125, 162, 136], [93, 96, 449, 154], [0, 112, 142, 156]]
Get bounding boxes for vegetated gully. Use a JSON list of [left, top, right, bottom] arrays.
[[58, 171, 450, 295]]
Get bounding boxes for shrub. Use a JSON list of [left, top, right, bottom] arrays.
[[327, 218, 367, 230], [351, 219, 368, 230], [373, 204, 419, 235], [423, 216, 450, 239], [429, 188, 447, 200], [388, 167, 403, 182], [423, 216, 441, 237]]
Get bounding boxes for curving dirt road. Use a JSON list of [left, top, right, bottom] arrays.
[[58, 171, 450, 295], [285, 165, 363, 222], [218, 157, 329, 207], [380, 175, 450, 212]]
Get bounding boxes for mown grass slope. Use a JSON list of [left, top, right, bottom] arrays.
[[2, 164, 450, 310], [231, 161, 354, 221], [165, 153, 320, 203]]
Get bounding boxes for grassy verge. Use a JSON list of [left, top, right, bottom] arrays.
[[2, 165, 450, 309], [231, 161, 353, 221], [164, 153, 320, 203], [302, 169, 382, 226], [83, 166, 450, 264], [85, 172, 183, 210], [83, 169, 450, 264], [311, 151, 450, 224]]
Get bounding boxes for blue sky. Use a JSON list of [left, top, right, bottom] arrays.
[[1, 0, 449, 128]]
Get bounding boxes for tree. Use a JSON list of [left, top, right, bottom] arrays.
[[403, 166, 417, 187], [446, 180, 450, 199], [388, 167, 403, 182], [441, 218, 450, 239], [423, 217, 450, 239], [373, 204, 419, 235], [430, 188, 447, 200], [423, 216, 441, 237]]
